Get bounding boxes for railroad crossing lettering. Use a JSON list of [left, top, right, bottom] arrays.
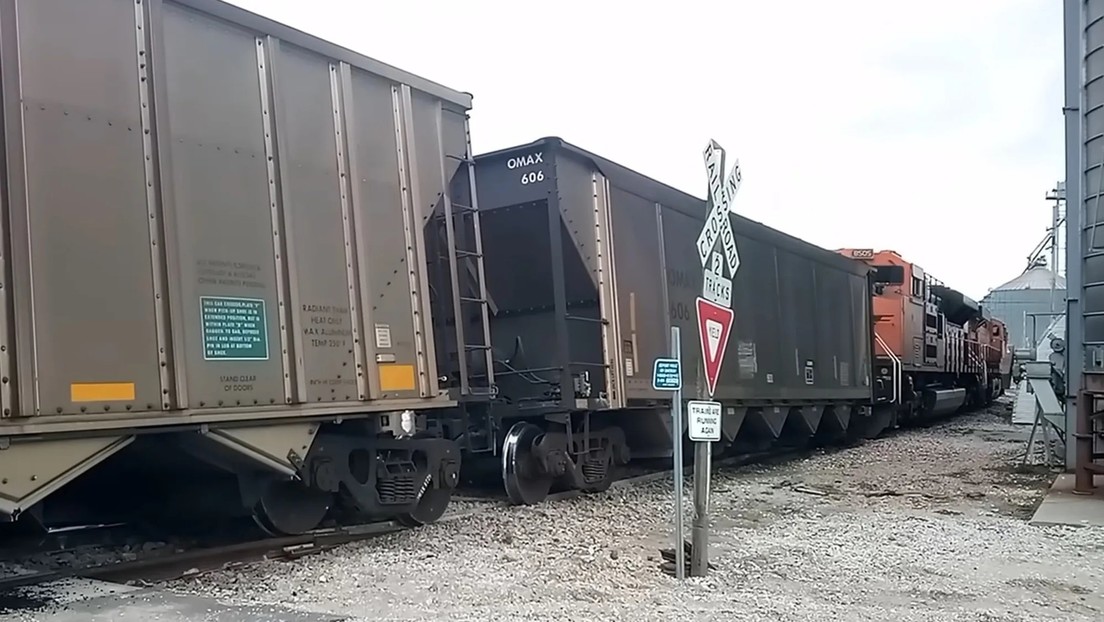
[[702, 268, 732, 308], [695, 138, 741, 398], [696, 140, 742, 274]]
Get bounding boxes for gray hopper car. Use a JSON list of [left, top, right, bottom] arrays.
[[0, 0, 486, 533], [469, 137, 876, 505]]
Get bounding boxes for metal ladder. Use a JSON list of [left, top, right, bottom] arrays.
[[441, 120, 495, 398]]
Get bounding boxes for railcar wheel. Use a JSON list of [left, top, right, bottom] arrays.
[[252, 479, 332, 536], [502, 422, 553, 505], [397, 480, 452, 527]]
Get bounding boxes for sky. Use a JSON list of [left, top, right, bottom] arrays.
[[227, 0, 1064, 302]]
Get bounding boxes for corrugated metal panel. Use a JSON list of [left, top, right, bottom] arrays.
[[0, 0, 470, 423]]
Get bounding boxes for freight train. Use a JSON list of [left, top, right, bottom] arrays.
[[447, 139, 1015, 506], [0, 0, 1010, 537]]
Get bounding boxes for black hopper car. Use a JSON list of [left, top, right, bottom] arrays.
[[435, 137, 929, 506]]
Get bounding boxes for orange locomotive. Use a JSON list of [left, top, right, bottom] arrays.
[[838, 249, 1013, 426]]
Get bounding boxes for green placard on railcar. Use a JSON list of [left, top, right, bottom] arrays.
[[200, 296, 269, 361]]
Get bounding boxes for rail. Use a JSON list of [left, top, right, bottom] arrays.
[[0, 449, 808, 592], [873, 331, 902, 404]]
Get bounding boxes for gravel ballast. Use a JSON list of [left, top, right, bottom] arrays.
[[164, 395, 1104, 621]]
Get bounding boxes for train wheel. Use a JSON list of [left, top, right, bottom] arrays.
[[252, 479, 332, 536], [396, 481, 452, 527], [502, 422, 553, 505]]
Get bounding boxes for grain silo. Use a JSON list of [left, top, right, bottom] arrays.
[[981, 259, 1066, 352]]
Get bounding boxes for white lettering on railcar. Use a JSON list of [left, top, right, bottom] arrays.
[[520, 170, 545, 185], [506, 152, 543, 169]]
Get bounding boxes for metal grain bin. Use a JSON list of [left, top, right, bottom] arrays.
[[0, 0, 480, 525], [474, 137, 873, 422], [980, 265, 1066, 351]]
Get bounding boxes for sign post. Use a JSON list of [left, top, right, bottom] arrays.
[[652, 329, 684, 579], [689, 139, 741, 577]]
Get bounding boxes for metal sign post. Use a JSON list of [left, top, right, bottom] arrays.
[[652, 331, 684, 579], [688, 139, 742, 577], [688, 400, 721, 576]]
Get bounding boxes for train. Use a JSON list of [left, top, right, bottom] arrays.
[[0, 0, 1012, 537], [451, 140, 1015, 506]]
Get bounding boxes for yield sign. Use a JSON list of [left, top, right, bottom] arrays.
[[696, 296, 734, 398]]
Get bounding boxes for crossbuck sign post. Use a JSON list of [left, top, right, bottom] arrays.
[[689, 139, 740, 578], [652, 139, 740, 580]]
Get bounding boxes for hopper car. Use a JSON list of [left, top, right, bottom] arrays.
[[449, 137, 1011, 506], [0, 0, 490, 535]]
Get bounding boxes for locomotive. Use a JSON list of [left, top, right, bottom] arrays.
[[837, 249, 1014, 427], [0, 0, 1009, 536]]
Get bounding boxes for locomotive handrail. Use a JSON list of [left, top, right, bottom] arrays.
[[873, 331, 902, 404]]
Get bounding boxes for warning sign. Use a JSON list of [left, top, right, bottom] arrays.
[[696, 297, 733, 397], [694, 139, 741, 398]]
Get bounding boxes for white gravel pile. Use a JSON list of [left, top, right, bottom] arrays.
[[164, 403, 1104, 621]]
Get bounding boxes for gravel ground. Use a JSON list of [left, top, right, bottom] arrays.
[[163, 394, 1104, 621]]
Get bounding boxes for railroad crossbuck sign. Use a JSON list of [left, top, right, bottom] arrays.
[[696, 140, 740, 398]]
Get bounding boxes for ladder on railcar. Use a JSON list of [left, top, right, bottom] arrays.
[[440, 120, 496, 400]]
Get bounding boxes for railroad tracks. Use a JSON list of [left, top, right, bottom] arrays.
[[0, 442, 824, 594], [0, 513, 469, 594], [0, 471, 679, 592]]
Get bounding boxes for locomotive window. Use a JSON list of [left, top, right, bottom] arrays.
[[992, 325, 1000, 335], [911, 275, 924, 298], [871, 264, 905, 285]]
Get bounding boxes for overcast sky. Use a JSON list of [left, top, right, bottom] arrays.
[[227, 0, 1063, 302]]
